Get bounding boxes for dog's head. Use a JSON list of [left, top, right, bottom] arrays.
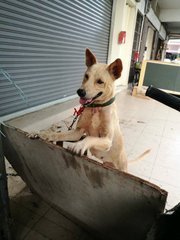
[[77, 49, 123, 105]]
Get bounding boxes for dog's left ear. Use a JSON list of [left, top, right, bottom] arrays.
[[107, 59, 123, 80], [86, 48, 97, 67]]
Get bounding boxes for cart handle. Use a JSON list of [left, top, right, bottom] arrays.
[[145, 86, 180, 112]]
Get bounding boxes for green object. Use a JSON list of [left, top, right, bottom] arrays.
[[135, 62, 142, 70], [144, 62, 180, 92]]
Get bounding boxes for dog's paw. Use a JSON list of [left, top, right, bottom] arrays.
[[50, 123, 62, 132], [67, 141, 87, 156], [27, 132, 40, 139], [39, 131, 54, 141], [27, 130, 58, 142]]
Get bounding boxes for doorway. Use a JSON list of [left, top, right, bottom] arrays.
[[143, 27, 155, 60]]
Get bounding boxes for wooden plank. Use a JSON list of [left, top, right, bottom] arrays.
[[138, 60, 148, 87], [2, 125, 167, 240]]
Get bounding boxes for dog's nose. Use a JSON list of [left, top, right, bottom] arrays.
[[77, 89, 86, 98]]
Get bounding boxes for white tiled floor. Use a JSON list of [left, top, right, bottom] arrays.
[[117, 91, 180, 210], [7, 90, 180, 239]]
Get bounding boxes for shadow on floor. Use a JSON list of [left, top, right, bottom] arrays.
[[10, 186, 93, 240]]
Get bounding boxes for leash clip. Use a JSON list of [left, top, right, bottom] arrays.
[[73, 106, 84, 116], [68, 106, 85, 130]]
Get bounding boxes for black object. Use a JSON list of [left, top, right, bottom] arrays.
[[145, 87, 180, 239], [0, 125, 12, 240], [146, 203, 180, 240], [146, 86, 180, 112], [77, 88, 86, 98]]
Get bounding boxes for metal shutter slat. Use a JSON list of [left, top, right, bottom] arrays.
[[0, 0, 112, 116], [1, 2, 110, 32]]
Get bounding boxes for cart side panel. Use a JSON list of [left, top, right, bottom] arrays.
[[2, 125, 167, 240]]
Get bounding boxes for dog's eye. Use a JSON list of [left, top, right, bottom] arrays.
[[84, 74, 89, 80], [97, 79, 104, 84]]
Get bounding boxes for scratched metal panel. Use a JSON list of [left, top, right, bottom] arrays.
[[0, 0, 112, 116], [2, 125, 167, 240]]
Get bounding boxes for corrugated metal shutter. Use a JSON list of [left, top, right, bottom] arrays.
[[0, 0, 112, 117]]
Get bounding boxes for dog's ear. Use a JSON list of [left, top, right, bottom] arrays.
[[107, 59, 123, 80], [86, 49, 97, 67]]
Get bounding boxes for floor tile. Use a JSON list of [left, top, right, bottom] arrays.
[[163, 120, 180, 142], [13, 187, 50, 217], [154, 136, 180, 171], [11, 221, 31, 240], [10, 200, 42, 228], [127, 132, 161, 165], [166, 108, 180, 122], [44, 208, 94, 240], [24, 229, 49, 240], [5, 159, 27, 198], [142, 118, 166, 137], [32, 217, 80, 240], [7, 175, 26, 197], [44, 207, 85, 235], [151, 165, 180, 188], [128, 160, 152, 181]]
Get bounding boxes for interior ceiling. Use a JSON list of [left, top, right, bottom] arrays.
[[158, 0, 180, 9], [157, 0, 180, 38]]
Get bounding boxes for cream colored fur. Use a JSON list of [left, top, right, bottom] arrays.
[[36, 49, 130, 171]]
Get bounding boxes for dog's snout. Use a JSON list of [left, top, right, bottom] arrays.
[[77, 89, 86, 98]]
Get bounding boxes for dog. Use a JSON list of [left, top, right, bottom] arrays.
[[32, 49, 149, 172], [34, 49, 127, 171]]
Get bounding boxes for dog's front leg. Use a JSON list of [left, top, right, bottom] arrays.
[[68, 136, 112, 156], [39, 127, 85, 142]]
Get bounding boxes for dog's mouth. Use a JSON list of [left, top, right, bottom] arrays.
[[79, 92, 103, 106]]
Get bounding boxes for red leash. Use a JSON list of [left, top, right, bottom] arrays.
[[68, 106, 84, 130]]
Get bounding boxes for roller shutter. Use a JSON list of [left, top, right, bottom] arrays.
[[0, 0, 113, 116]]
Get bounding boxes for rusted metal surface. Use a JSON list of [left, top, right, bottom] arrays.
[[2, 125, 167, 240]]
